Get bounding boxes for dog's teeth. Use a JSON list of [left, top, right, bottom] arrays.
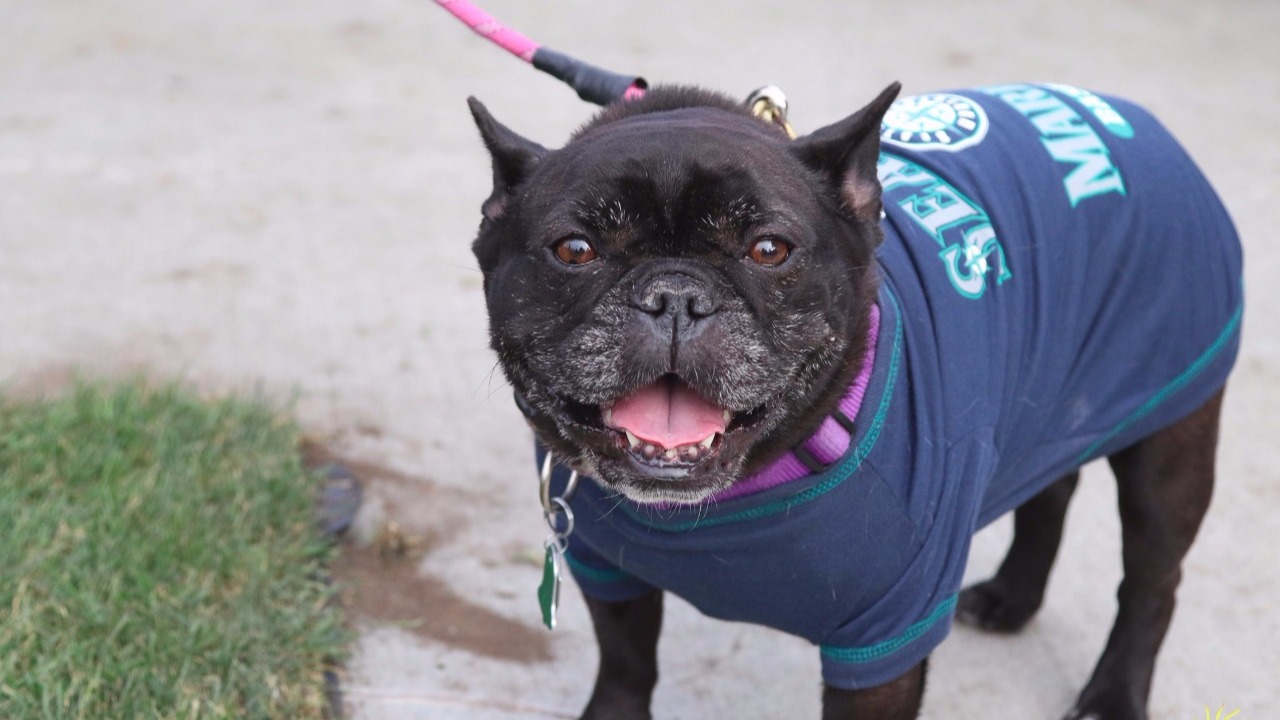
[[624, 430, 640, 448], [700, 434, 716, 449], [641, 444, 658, 459], [722, 410, 732, 425], [603, 407, 613, 426], [683, 445, 701, 461], [663, 448, 677, 460]]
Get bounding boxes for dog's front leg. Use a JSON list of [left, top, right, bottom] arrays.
[[580, 590, 664, 720], [821, 659, 927, 720]]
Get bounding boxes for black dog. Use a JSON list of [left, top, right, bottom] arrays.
[[467, 81, 1242, 719]]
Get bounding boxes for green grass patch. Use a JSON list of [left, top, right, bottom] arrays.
[[0, 381, 346, 719]]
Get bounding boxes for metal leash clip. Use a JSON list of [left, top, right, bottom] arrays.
[[537, 451, 578, 630], [746, 85, 796, 139]]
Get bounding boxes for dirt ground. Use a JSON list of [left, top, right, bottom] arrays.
[[3, 1, 1277, 718]]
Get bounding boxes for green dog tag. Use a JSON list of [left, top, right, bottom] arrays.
[[538, 541, 562, 630]]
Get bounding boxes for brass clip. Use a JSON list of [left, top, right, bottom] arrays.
[[746, 85, 796, 139]]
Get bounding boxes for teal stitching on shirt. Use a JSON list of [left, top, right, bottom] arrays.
[[1073, 301, 1242, 466], [565, 550, 636, 584], [820, 595, 957, 664], [633, 288, 905, 532]]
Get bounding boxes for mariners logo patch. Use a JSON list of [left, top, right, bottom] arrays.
[[880, 93, 989, 152]]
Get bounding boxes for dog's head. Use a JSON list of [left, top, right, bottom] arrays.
[[469, 83, 900, 504]]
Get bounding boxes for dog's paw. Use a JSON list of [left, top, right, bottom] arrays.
[[1061, 687, 1146, 720], [580, 709, 651, 720], [1062, 707, 1144, 720], [955, 579, 1041, 633]]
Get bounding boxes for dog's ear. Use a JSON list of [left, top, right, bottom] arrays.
[[790, 82, 901, 223], [468, 97, 550, 221]]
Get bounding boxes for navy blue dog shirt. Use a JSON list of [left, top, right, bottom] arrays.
[[538, 84, 1243, 689]]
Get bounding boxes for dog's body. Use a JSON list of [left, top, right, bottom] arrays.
[[469, 83, 1241, 719]]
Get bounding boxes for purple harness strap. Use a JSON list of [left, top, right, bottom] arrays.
[[711, 303, 881, 502]]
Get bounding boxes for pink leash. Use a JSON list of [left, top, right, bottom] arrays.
[[432, 0, 647, 104]]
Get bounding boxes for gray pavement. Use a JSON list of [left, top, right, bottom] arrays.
[[2, 1, 1277, 718]]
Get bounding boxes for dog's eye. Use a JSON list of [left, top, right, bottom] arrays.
[[552, 237, 598, 266], [747, 237, 792, 266]]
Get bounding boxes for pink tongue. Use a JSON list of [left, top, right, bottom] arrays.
[[609, 379, 727, 449]]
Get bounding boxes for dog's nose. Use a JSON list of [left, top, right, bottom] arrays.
[[633, 274, 720, 327]]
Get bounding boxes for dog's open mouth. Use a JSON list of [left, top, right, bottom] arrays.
[[602, 375, 737, 473], [544, 374, 770, 486]]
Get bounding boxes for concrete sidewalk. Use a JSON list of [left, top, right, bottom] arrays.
[[2, 1, 1277, 718]]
